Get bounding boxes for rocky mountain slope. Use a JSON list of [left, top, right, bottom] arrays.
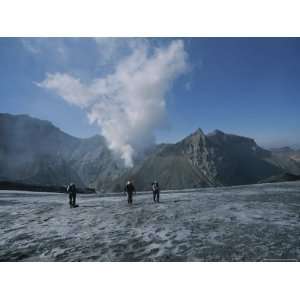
[[109, 129, 299, 191], [270, 146, 300, 162], [1, 113, 300, 191], [0, 113, 125, 188]]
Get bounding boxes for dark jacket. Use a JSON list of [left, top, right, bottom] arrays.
[[67, 184, 76, 194], [152, 182, 160, 193], [124, 182, 136, 194]]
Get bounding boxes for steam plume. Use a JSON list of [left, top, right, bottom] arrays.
[[37, 39, 188, 167]]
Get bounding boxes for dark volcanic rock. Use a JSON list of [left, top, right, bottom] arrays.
[[0, 181, 95, 193], [259, 173, 300, 183]]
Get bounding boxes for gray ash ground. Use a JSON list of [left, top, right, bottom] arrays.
[[1, 181, 300, 261]]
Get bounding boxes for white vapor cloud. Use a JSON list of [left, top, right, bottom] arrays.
[[37, 39, 188, 167], [36, 73, 96, 108]]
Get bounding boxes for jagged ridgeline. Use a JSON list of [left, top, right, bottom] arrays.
[[1, 113, 300, 192]]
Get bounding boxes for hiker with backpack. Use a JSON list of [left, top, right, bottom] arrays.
[[152, 181, 160, 203], [67, 183, 77, 208], [124, 180, 136, 205]]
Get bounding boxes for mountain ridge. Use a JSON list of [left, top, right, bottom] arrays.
[[108, 126, 292, 191], [1, 113, 300, 191]]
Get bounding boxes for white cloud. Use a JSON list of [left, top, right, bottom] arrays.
[[36, 73, 96, 108], [37, 39, 188, 167]]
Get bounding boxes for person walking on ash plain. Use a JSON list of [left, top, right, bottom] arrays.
[[152, 180, 160, 203], [67, 183, 77, 208], [124, 180, 136, 205]]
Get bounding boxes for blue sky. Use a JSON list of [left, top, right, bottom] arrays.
[[0, 38, 299, 150]]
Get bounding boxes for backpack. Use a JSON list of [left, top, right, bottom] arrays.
[[67, 184, 75, 193], [152, 182, 159, 191]]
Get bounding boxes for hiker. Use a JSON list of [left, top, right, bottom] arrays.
[[124, 180, 136, 204], [152, 181, 160, 203], [67, 183, 77, 208]]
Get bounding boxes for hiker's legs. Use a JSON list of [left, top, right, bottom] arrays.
[[128, 193, 133, 204], [69, 194, 72, 207], [153, 191, 159, 203], [72, 193, 76, 206]]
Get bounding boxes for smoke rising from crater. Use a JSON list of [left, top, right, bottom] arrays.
[[37, 39, 188, 167]]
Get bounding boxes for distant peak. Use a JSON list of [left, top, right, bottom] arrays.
[[208, 129, 225, 136], [270, 146, 294, 153], [193, 128, 205, 135], [179, 128, 206, 144]]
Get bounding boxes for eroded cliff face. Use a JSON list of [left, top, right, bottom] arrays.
[[178, 128, 219, 184], [110, 127, 285, 192]]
